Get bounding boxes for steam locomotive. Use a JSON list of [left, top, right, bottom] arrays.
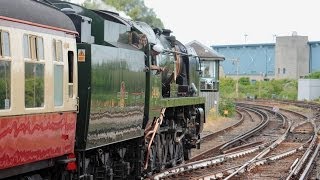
[[0, 0, 205, 179]]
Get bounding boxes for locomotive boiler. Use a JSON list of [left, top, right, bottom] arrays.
[[0, 0, 205, 179]]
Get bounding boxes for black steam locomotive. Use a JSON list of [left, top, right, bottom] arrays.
[[0, 0, 205, 179]]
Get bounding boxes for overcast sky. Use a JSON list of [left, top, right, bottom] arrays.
[[71, 0, 320, 46]]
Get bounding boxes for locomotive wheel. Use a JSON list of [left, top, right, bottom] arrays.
[[160, 133, 168, 169], [155, 134, 166, 171], [175, 137, 184, 164], [149, 139, 157, 172], [60, 171, 73, 180], [184, 147, 191, 161], [167, 134, 176, 167]]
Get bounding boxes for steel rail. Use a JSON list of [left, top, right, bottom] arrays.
[[224, 108, 291, 180], [153, 104, 313, 179], [247, 104, 288, 129], [219, 107, 268, 151], [198, 141, 306, 180], [201, 109, 244, 141], [299, 143, 320, 180], [286, 122, 318, 180], [153, 106, 288, 179], [152, 142, 271, 180], [189, 107, 256, 162]]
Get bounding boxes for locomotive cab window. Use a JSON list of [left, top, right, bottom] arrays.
[[0, 30, 11, 110], [24, 34, 45, 108], [53, 39, 64, 106]]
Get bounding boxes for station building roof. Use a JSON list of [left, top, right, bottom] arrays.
[[187, 40, 225, 61]]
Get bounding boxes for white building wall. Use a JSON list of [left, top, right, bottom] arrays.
[[298, 79, 320, 100]]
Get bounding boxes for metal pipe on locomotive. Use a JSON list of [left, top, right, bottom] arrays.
[[0, 0, 205, 179]]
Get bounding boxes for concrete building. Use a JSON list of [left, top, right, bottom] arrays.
[[275, 35, 309, 79], [213, 34, 320, 80]]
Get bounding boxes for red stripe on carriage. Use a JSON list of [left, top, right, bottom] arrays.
[[0, 112, 76, 169]]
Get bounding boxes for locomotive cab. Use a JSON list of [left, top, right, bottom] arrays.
[[151, 31, 202, 99]]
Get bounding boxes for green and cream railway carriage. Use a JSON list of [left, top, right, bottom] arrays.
[[0, 0, 206, 179]]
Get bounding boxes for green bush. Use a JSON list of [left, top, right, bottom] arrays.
[[218, 98, 235, 117], [239, 77, 250, 86], [304, 71, 320, 79]]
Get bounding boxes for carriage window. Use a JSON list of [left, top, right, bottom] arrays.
[[53, 40, 63, 62], [68, 51, 74, 98], [54, 65, 63, 106], [23, 35, 30, 58], [0, 31, 11, 110], [24, 34, 45, 108], [53, 39, 64, 106], [30, 36, 37, 60], [23, 35, 44, 60], [0, 61, 10, 109], [36, 37, 44, 60], [2, 32, 10, 57], [25, 63, 44, 108]]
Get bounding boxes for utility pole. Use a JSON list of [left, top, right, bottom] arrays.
[[273, 34, 277, 42], [230, 58, 240, 98]]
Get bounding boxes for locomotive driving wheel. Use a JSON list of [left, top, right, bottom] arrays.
[[159, 133, 168, 169], [167, 133, 176, 167]]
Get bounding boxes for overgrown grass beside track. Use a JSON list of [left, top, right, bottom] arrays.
[[220, 77, 298, 100]]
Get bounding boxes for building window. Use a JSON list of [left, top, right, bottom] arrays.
[[53, 40, 64, 106], [24, 34, 45, 108], [278, 68, 280, 74], [283, 68, 286, 74], [0, 31, 11, 110]]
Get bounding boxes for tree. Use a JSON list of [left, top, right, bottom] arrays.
[[82, 0, 164, 28], [82, 0, 100, 9]]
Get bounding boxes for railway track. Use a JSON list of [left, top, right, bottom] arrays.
[[242, 100, 320, 180], [153, 104, 285, 179], [190, 107, 263, 161], [152, 101, 320, 179]]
